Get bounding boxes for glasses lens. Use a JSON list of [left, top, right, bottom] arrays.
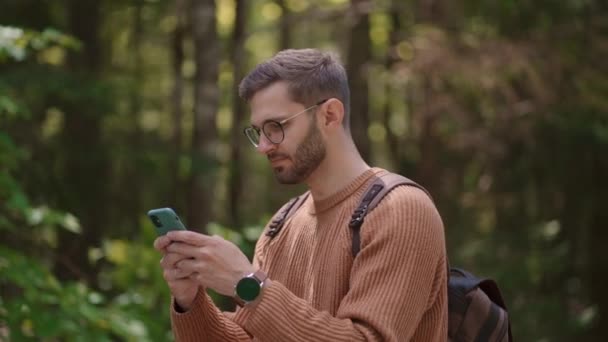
[[244, 127, 260, 147], [263, 121, 284, 144]]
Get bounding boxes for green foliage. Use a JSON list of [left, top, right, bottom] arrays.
[[1, 247, 145, 341], [0, 25, 171, 341], [0, 210, 176, 341], [0, 132, 28, 217], [0, 26, 80, 63]]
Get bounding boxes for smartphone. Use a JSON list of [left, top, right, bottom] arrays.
[[147, 207, 187, 235]]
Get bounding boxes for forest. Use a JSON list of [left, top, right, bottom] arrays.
[[1, 0, 607, 341]]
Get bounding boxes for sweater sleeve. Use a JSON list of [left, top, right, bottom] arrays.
[[168, 205, 282, 341], [234, 186, 448, 341], [169, 288, 252, 342]]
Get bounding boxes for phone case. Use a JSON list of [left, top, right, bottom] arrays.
[[147, 208, 187, 235]]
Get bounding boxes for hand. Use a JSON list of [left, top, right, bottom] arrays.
[[154, 235, 200, 311], [165, 230, 256, 297]]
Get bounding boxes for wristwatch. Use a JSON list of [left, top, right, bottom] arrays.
[[234, 270, 268, 306]]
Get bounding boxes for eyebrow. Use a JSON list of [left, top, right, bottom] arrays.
[[249, 99, 327, 128], [251, 115, 286, 129]]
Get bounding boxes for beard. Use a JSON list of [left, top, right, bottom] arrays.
[[269, 119, 326, 184]]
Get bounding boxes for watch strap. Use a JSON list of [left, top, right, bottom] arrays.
[[253, 269, 268, 284]]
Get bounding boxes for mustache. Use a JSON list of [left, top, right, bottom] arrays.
[[267, 152, 289, 161]]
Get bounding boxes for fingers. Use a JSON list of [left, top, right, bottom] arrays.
[[166, 230, 216, 246], [160, 252, 192, 269], [174, 258, 199, 274], [160, 252, 198, 283], [166, 241, 203, 257], [161, 255, 209, 282], [163, 266, 195, 281], [154, 235, 172, 251]]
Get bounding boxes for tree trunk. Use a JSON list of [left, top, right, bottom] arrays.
[[276, 0, 291, 50], [170, 0, 186, 209], [346, 0, 372, 162], [416, 0, 446, 24], [414, 78, 440, 193], [589, 152, 608, 341], [123, 0, 144, 237], [55, 0, 106, 284], [383, 2, 403, 168], [187, 0, 220, 233], [227, 0, 249, 229]]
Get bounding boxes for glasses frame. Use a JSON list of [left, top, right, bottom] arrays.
[[243, 98, 329, 147]]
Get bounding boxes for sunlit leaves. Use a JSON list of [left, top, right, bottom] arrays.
[[285, 0, 310, 12], [395, 40, 415, 62], [217, 0, 236, 36], [103, 240, 130, 264], [0, 26, 26, 60], [0, 95, 23, 120], [0, 247, 138, 340], [0, 238, 168, 340], [370, 12, 390, 52], [367, 121, 386, 143], [26, 206, 82, 234], [41, 107, 64, 139], [261, 2, 282, 21], [0, 26, 79, 63]]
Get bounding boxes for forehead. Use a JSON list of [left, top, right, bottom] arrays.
[[249, 82, 304, 126]]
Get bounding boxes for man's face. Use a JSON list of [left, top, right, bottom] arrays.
[[249, 82, 326, 184]]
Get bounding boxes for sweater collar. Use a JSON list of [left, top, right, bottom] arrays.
[[310, 167, 384, 214]]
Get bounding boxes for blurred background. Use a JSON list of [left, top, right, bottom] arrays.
[[1, 0, 607, 341]]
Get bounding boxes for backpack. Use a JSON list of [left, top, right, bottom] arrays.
[[266, 171, 513, 342]]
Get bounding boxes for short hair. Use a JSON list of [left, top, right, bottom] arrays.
[[239, 49, 351, 129]]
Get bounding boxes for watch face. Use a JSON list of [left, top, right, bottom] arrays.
[[236, 277, 261, 302]]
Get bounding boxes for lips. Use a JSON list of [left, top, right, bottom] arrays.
[[268, 153, 289, 163], [269, 157, 288, 166]]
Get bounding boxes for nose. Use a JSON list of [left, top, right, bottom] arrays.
[[256, 134, 276, 155]]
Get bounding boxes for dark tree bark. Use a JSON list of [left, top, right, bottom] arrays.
[[170, 0, 186, 209], [589, 149, 608, 341], [187, 0, 220, 233], [414, 78, 441, 193], [416, 0, 446, 24], [123, 0, 144, 237], [383, 1, 404, 167], [55, 0, 107, 284], [346, 0, 372, 162], [276, 0, 291, 50], [227, 0, 249, 229]]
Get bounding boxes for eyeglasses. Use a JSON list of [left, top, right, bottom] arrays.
[[243, 99, 328, 147]]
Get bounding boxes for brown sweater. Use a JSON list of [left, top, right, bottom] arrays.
[[170, 168, 448, 341]]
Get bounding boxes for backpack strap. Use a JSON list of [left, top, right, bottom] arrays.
[[349, 172, 431, 257], [266, 191, 310, 238], [349, 172, 451, 285]]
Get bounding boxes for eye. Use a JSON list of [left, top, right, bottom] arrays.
[[265, 121, 282, 133]]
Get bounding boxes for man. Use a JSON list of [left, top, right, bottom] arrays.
[[154, 48, 448, 341]]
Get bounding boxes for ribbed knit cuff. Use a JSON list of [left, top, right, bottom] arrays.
[[170, 288, 215, 336], [241, 280, 291, 336]]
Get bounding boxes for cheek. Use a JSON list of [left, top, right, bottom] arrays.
[[276, 144, 296, 159], [278, 131, 303, 155]]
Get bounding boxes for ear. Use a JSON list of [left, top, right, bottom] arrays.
[[317, 98, 344, 131]]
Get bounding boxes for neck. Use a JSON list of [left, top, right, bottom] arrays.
[[305, 137, 370, 201]]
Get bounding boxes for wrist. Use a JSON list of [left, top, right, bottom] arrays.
[[174, 287, 200, 312], [174, 298, 191, 313]]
